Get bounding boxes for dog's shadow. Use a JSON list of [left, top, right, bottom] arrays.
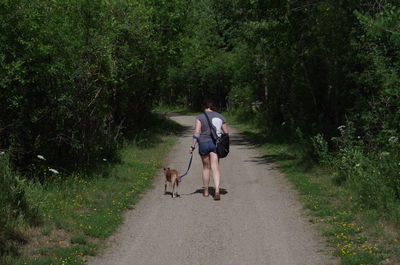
[[164, 191, 181, 198]]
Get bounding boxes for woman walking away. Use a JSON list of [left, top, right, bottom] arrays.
[[189, 101, 229, 201]]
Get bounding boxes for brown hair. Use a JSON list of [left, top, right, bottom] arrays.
[[202, 100, 216, 111]]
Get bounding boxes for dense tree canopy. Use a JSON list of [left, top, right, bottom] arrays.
[[164, 0, 400, 144], [0, 0, 189, 173], [1, 0, 399, 190]]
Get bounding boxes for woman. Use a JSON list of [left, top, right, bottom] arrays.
[[189, 101, 229, 200]]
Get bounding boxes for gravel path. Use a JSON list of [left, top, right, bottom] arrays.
[[88, 114, 338, 265]]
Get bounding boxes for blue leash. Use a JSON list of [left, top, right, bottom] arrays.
[[179, 154, 193, 179]]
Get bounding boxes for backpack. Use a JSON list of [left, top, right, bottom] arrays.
[[203, 112, 230, 158]]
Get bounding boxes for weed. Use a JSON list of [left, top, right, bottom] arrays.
[[0, 153, 40, 258], [40, 227, 52, 237], [70, 236, 87, 245]]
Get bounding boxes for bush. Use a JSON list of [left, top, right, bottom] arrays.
[[310, 134, 329, 163], [330, 139, 400, 220], [0, 153, 38, 256]]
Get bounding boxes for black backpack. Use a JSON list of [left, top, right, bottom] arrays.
[[204, 112, 230, 158]]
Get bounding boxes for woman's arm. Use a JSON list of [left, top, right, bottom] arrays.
[[190, 119, 201, 154], [222, 123, 229, 134]]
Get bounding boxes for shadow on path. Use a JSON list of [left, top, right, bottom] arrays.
[[179, 187, 228, 197], [230, 133, 255, 148], [244, 154, 296, 165]]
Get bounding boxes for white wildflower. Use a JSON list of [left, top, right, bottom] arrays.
[[37, 155, 46, 160], [48, 168, 59, 174], [337, 125, 346, 131], [388, 136, 398, 144], [281, 122, 286, 126], [0, 151, 5, 155], [355, 163, 360, 167], [103, 158, 107, 162]]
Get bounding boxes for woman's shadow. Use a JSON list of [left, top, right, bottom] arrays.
[[192, 187, 228, 197], [164, 187, 228, 198]]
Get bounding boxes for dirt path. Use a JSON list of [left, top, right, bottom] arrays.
[[88, 114, 338, 265]]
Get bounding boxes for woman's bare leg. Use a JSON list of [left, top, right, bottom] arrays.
[[201, 154, 211, 195], [210, 152, 220, 194]]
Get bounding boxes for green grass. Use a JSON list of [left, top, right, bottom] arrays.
[[2, 113, 182, 265], [225, 112, 397, 265], [153, 104, 201, 116]]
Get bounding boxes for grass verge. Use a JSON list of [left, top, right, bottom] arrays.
[[153, 104, 200, 116], [2, 113, 182, 265], [225, 112, 399, 265]]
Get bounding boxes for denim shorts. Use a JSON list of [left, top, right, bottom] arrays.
[[198, 141, 216, 156]]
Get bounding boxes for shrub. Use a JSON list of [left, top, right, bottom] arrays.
[[330, 139, 400, 220], [0, 153, 38, 256], [310, 134, 329, 163]]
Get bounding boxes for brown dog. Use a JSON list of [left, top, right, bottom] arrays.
[[163, 168, 180, 198]]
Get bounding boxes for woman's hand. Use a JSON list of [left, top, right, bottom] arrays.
[[189, 146, 195, 154]]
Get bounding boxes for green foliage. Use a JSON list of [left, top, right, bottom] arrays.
[[326, 120, 400, 222], [331, 144, 400, 219], [0, 153, 38, 256], [167, 0, 399, 156], [310, 134, 329, 163], [0, 0, 188, 174], [70, 235, 87, 245], [228, 85, 255, 113], [159, 0, 235, 109], [0, 0, 187, 260]]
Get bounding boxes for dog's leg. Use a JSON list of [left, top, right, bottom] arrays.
[[172, 180, 176, 198], [176, 180, 179, 197], [164, 180, 168, 195]]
